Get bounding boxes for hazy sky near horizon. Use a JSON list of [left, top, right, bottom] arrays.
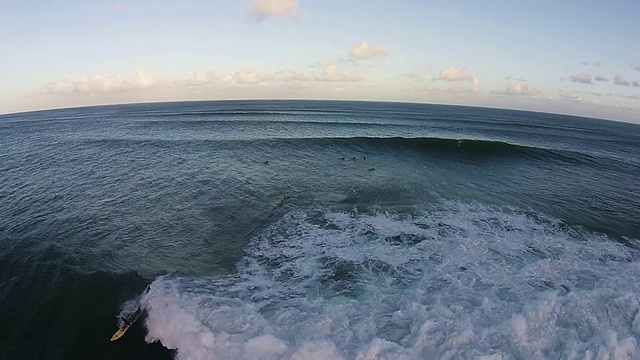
[[2, 0, 640, 122]]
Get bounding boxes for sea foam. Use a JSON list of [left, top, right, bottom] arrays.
[[136, 202, 640, 360]]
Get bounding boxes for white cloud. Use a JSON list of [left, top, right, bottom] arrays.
[[492, 82, 540, 97], [350, 42, 387, 60], [557, 91, 608, 107], [177, 71, 217, 86], [223, 69, 274, 85], [595, 75, 608, 82], [572, 90, 604, 97], [42, 70, 160, 94], [249, 0, 300, 21], [614, 74, 630, 86], [558, 91, 582, 102], [471, 77, 480, 93], [438, 67, 474, 82], [134, 70, 157, 88], [632, 63, 640, 71], [400, 73, 423, 82], [617, 93, 640, 99], [320, 62, 361, 82], [281, 72, 315, 83], [40, 63, 362, 101], [283, 61, 361, 83], [435, 67, 479, 93], [504, 76, 527, 82], [568, 73, 592, 84], [400, 73, 420, 78]]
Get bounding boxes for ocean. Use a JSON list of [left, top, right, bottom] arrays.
[[1, 100, 639, 360]]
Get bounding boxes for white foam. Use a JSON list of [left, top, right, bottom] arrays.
[[136, 202, 640, 360]]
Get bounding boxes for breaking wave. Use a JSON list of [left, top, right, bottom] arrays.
[[136, 203, 640, 359]]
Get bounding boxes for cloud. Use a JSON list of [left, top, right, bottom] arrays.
[[177, 71, 217, 86], [438, 67, 475, 82], [135, 70, 157, 88], [400, 73, 421, 79], [633, 81, 639, 87], [429, 67, 479, 94], [400, 73, 423, 82], [249, 0, 300, 21], [558, 91, 582, 102], [350, 42, 387, 60], [614, 74, 630, 86], [572, 90, 604, 97], [633, 63, 640, 71], [44, 74, 124, 94], [580, 62, 602, 67], [39, 63, 365, 106], [319, 62, 361, 82], [42, 70, 159, 94], [504, 76, 526, 82], [284, 61, 362, 83], [223, 69, 273, 85], [568, 73, 592, 84], [435, 67, 479, 93], [607, 93, 640, 100], [492, 82, 540, 97], [595, 75, 608, 82]]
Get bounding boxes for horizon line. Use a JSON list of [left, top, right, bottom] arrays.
[[0, 98, 635, 125]]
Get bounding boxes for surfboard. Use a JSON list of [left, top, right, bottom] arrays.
[[110, 325, 131, 341]]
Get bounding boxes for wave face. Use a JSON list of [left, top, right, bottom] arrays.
[[139, 203, 640, 360], [298, 136, 598, 164]]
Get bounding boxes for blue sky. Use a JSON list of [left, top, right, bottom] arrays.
[[1, 0, 639, 122]]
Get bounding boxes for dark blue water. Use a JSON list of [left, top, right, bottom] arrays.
[[1, 100, 639, 359]]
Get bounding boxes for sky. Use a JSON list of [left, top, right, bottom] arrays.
[[1, 0, 640, 123]]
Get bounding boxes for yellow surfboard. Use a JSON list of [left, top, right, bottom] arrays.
[[110, 325, 131, 341]]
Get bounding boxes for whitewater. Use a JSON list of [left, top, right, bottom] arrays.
[[131, 203, 640, 360]]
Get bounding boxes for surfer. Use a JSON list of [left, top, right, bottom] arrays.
[[111, 308, 140, 341], [111, 285, 149, 341]]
